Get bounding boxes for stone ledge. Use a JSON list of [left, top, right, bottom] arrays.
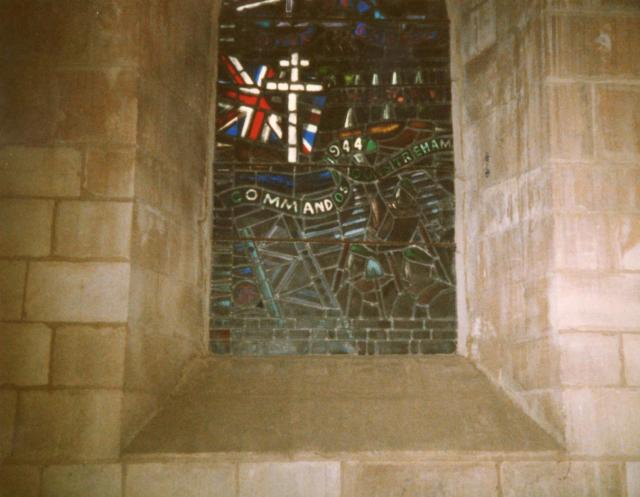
[[125, 356, 560, 456]]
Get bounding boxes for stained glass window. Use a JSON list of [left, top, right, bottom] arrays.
[[211, 0, 455, 355]]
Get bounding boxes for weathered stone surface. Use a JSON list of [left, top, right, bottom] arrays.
[[564, 388, 640, 455], [51, 326, 125, 388], [84, 147, 135, 198], [25, 262, 130, 322], [54, 201, 132, 258], [519, 389, 565, 442], [623, 334, 640, 386], [0, 464, 41, 497], [137, 78, 208, 177], [0, 65, 58, 145], [548, 82, 593, 161], [620, 215, 640, 270], [120, 391, 160, 448], [501, 461, 624, 497], [53, 69, 137, 145], [559, 333, 621, 386], [0, 323, 51, 386], [552, 165, 640, 213], [553, 214, 620, 271], [239, 463, 340, 497], [126, 356, 559, 455], [42, 464, 122, 497], [553, 273, 640, 331], [461, 0, 497, 62], [510, 338, 560, 390], [0, 390, 17, 460], [596, 86, 640, 160], [0, 261, 26, 320], [128, 266, 161, 336], [138, 1, 212, 113], [156, 274, 203, 338], [12, 390, 121, 462], [548, 14, 640, 78], [0, 147, 81, 197], [131, 203, 170, 273], [628, 462, 640, 497], [0, 0, 137, 66], [343, 462, 498, 497], [123, 332, 196, 394], [125, 462, 235, 497], [0, 199, 53, 257]]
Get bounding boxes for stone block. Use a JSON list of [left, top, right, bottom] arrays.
[[0, 261, 26, 320], [51, 326, 125, 388], [25, 262, 130, 322], [628, 462, 640, 497], [462, 0, 496, 62], [0, 465, 41, 497], [139, 0, 211, 112], [0, 199, 53, 257], [12, 390, 121, 462], [156, 274, 202, 339], [523, 277, 553, 338], [553, 273, 640, 331], [125, 462, 235, 497], [0, 65, 58, 145], [0, 146, 81, 197], [501, 461, 624, 497], [621, 215, 640, 270], [596, 86, 640, 160], [623, 334, 640, 386], [551, 165, 639, 214], [167, 224, 201, 285], [133, 152, 163, 210], [554, 214, 619, 271], [120, 391, 159, 448], [76, 0, 138, 66], [240, 462, 340, 497], [0, 0, 136, 67], [523, 217, 554, 281], [560, 333, 621, 386], [510, 338, 560, 390], [131, 203, 169, 273], [0, 390, 17, 460], [137, 78, 207, 177], [564, 387, 640, 455], [547, 0, 640, 9], [42, 464, 122, 497], [520, 389, 565, 442], [53, 68, 137, 145], [54, 201, 132, 258], [343, 462, 498, 497], [463, 48, 498, 122], [84, 147, 135, 198], [0, 323, 51, 386], [548, 14, 640, 78], [128, 266, 161, 336], [123, 332, 195, 394], [548, 82, 593, 161]]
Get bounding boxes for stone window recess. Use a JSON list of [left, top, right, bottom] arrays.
[[210, 0, 455, 355]]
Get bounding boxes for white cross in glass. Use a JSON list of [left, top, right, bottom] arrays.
[[265, 52, 323, 162]]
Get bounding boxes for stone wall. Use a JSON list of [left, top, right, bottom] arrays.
[[0, 0, 217, 472], [450, 0, 561, 438], [123, 0, 218, 447], [451, 0, 640, 489], [545, 0, 640, 461], [2, 0, 640, 495]]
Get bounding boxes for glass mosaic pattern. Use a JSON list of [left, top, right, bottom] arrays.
[[211, 0, 455, 355]]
